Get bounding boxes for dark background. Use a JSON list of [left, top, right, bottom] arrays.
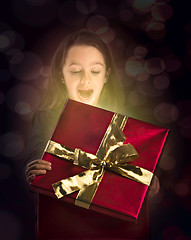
[[0, 0, 191, 239]]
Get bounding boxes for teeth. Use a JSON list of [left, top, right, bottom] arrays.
[[78, 90, 93, 98]]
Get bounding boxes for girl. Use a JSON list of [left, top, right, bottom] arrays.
[[25, 29, 125, 184], [25, 29, 159, 239]]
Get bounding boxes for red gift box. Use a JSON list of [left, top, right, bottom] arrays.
[[31, 99, 168, 238]]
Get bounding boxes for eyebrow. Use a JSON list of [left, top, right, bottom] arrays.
[[68, 62, 104, 67]]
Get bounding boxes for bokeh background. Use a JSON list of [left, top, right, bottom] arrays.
[[0, 0, 191, 239]]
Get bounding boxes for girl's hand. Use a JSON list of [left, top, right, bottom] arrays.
[[25, 159, 52, 185], [149, 175, 160, 197]]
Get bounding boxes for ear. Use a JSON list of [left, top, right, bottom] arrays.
[[61, 77, 65, 84], [104, 68, 111, 83]]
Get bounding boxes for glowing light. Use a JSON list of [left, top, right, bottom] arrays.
[[128, 90, 147, 106], [151, 3, 173, 22], [153, 74, 170, 90], [145, 57, 165, 75], [154, 103, 179, 123], [76, 0, 97, 15], [9, 51, 43, 81], [87, 15, 109, 33], [134, 46, 148, 58]]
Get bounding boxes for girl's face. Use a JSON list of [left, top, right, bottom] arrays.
[[62, 45, 107, 106]]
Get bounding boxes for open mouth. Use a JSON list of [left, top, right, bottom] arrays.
[[78, 90, 93, 99]]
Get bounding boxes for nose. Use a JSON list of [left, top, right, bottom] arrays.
[[80, 72, 90, 85]]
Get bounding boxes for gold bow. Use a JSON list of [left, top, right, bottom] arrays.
[[44, 113, 153, 209]]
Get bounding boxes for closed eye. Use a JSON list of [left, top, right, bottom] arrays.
[[71, 70, 81, 74], [91, 71, 100, 74]]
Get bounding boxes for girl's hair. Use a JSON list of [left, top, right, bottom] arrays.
[[39, 29, 124, 112]]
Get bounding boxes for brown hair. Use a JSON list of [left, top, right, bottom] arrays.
[[39, 29, 124, 112]]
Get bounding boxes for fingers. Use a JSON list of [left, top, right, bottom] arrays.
[[25, 159, 52, 184], [26, 163, 51, 174], [27, 159, 51, 168]]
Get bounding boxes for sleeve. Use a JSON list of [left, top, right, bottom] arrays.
[[25, 109, 60, 166]]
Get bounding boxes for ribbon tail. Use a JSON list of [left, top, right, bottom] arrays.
[[110, 164, 154, 186], [75, 177, 103, 209], [52, 169, 100, 199]]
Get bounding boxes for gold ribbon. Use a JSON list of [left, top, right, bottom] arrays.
[[44, 113, 153, 209]]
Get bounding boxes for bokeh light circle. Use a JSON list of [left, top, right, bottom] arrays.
[[6, 84, 40, 116], [134, 46, 148, 58], [132, 0, 155, 13], [98, 28, 115, 43], [159, 155, 176, 171], [153, 74, 170, 90], [147, 20, 165, 31], [174, 181, 190, 197], [0, 132, 24, 158], [151, 3, 173, 22], [125, 58, 145, 77], [145, 57, 165, 75], [75, 0, 97, 15], [86, 15, 109, 33], [154, 102, 179, 123], [0, 31, 25, 52], [9, 51, 43, 81], [163, 54, 182, 72], [0, 35, 10, 50], [136, 71, 150, 81], [137, 80, 164, 97]]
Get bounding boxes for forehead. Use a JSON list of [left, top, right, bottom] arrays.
[[64, 45, 105, 65]]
